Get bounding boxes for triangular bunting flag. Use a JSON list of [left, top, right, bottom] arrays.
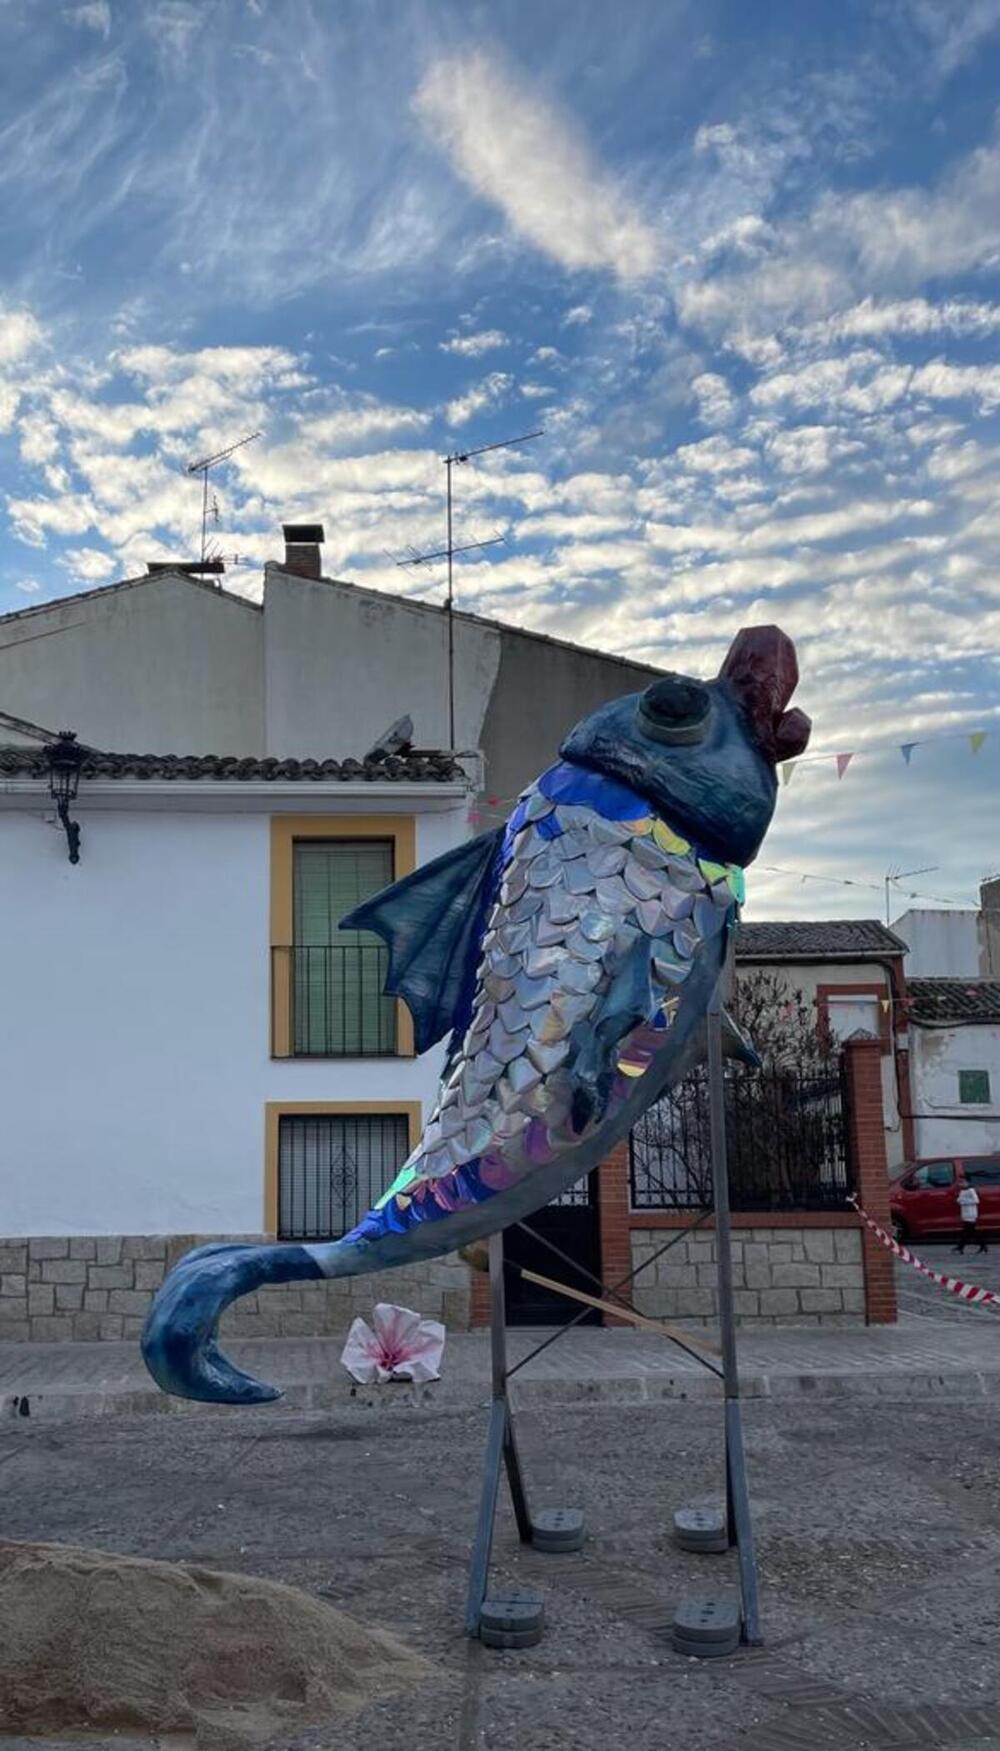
[[881, 998, 891, 1014], [836, 752, 854, 779], [970, 732, 987, 754], [900, 743, 917, 765], [781, 761, 796, 787]]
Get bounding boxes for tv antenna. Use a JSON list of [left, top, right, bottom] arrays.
[[398, 428, 544, 749], [185, 431, 261, 566]]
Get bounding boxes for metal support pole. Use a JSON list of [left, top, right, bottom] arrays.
[[464, 1231, 534, 1635], [445, 456, 455, 751], [707, 961, 763, 1646]]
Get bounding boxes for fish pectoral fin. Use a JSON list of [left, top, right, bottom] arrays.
[[568, 937, 654, 1135]]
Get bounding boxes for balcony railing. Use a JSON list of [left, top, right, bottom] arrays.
[[272, 944, 397, 1056]]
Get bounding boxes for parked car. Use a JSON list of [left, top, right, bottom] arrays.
[[890, 1155, 1000, 1242]]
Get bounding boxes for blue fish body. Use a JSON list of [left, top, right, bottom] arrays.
[[143, 625, 810, 1402]]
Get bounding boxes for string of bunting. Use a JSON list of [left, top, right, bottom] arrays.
[[847, 1195, 1000, 1310], [468, 725, 994, 822], [781, 726, 991, 788]]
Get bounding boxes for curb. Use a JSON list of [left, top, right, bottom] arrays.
[[5, 1364, 1000, 1420]]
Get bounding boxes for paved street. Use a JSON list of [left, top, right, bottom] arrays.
[[894, 1239, 1000, 1327], [4, 1387, 1000, 1749]]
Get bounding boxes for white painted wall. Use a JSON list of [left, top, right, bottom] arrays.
[[0, 575, 263, 754], [263, 568, 502, 756], [892, 908, 980, 977], [911, 1023, 1000, 1157], [0, 800, 465, 1237]]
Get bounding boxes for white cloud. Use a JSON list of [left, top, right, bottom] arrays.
[[520, 382, 555, 400], [673, 435, 756, 475], [806, 296, 1000, 343], [440, 329, 508, 357], [445, 371, 512, 427], [60, 546, 118, 580], [413, 50, 658, 280], [691, 371, 736, 427], [66, 1, 111, 36], [14, 578, 41, 594], [561, 305, 593, 327], [304, 398, 431, 447], [908, 0, 1000, 74], [0, 308, 44, 367]]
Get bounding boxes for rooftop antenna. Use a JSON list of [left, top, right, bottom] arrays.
[[185, 431, 261, 568], [399, 428, 544, 749]]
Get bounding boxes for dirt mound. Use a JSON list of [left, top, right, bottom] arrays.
[[0, 1539, 428, 1746]]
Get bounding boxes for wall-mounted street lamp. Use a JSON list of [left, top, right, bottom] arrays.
[[46, 731, 85, 864]]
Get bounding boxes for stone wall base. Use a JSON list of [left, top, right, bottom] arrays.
[[0, 1236, 471, 1343], [630, 1224, 865, 1325]]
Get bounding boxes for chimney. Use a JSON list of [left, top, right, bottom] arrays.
[[282, 522, 325, 580]]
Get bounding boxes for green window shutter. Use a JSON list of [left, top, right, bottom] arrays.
[[292, 841, 396, 1053], [959, 1069, 991, 1105]]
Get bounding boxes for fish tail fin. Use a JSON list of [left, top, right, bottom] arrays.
[[140, 1238, 359, 1404]]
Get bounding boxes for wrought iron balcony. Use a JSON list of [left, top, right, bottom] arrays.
[[271, 943, 397, 1056]]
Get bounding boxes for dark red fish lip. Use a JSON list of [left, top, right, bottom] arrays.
[[718, 625, 812, 762]]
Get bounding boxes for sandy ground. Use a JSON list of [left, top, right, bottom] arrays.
[[2, 1388, 1000, 1750]]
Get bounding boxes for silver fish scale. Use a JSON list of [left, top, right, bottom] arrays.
[[400, 786, 731, 1186]]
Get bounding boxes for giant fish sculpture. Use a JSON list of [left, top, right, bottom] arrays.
[[142, 625, 809, 1404]]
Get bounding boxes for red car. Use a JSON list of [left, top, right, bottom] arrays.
[[890, 1155, 1000, 1242]]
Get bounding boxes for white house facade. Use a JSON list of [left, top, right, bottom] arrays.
[[0, 744, 476, 1343], [906, 979, 1000, 1160]]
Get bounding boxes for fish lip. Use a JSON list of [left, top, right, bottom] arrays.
[[717, 624, 811, 761]]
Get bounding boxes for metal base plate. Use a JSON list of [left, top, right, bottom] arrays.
[[531, 1508, 585, 1553], [480, 1589, 545, 1637], [673, 1507, 728, 1554], [481, 1622, 545, 1649], [673, 1594, 741, 1645], [672, 1627, 741, 1659]]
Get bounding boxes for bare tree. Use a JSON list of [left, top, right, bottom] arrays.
[[632, 968, 843, 1213]]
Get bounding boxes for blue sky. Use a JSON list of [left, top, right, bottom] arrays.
[[1, 0, 999, 918]]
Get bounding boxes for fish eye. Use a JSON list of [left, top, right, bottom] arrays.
[[637, 675, 711, 745]]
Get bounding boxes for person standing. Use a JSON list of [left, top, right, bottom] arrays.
[[954, 1181, 987, 1255]]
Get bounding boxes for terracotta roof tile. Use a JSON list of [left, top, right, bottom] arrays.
[[0, 745, 465, 784]]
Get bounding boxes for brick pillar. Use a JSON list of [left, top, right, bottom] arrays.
[[597, 1142, 633, 1326], [844, 1035, 897, 1325]]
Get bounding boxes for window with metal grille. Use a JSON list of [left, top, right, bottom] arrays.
[[292, 840, 396, 1054], [277, 1111, 411, 1240], [959, 1069, 991, 1105]]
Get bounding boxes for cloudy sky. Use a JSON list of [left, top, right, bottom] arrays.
[[1, 0, 998, 919]]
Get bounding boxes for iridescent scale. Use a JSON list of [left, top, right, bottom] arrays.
[[345, 762, 744, 1244]]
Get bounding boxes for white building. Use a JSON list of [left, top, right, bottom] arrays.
[[892, 879, 1000, 1161], [0, 741, 475, 1343], [0, 530, 665, 1344], [905, 980, 1000, 1159]]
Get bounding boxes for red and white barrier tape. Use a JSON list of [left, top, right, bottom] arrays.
[[848, 1195, 1000, 1307]]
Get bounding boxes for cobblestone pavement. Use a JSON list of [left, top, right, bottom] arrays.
[[894, 1240, 1000, 1326], [3, 1390, 1000, 1749]]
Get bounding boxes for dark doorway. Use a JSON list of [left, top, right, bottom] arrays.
[[504, 1172, 602, 1325]]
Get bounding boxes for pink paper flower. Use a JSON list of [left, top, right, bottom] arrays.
[[340, 1303, 446, 1385]]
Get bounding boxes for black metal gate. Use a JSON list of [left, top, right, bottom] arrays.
[[630, 1057, 853, 1213], [504, 1172, 601, 1325]]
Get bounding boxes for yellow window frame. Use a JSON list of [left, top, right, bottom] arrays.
[[270, 814, 416, 1058], [264, 1100, 422, 1236]]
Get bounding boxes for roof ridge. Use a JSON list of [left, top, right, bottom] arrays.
[[0, 569, 261, 629]]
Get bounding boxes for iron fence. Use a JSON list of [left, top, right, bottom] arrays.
[[272, 943, 397, 1056], [630, 1057, 853, 1213], [278, 1110, 410, 1240]]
